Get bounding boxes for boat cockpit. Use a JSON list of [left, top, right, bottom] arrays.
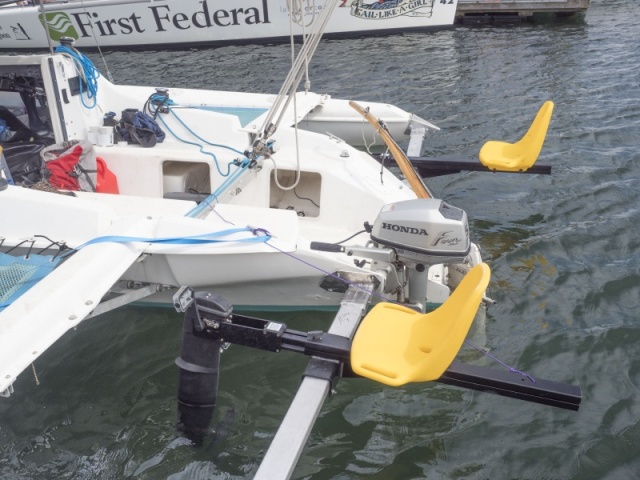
[[0, 63, 55, 186]]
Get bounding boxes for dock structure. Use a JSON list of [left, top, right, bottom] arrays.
[[456, 0, 590, 23]]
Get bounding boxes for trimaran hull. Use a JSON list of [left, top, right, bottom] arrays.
[[0, 7, 582, 480]]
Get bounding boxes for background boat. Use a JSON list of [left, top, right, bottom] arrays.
[[2, 0, 639, 478], [0, 0, 458, 50]]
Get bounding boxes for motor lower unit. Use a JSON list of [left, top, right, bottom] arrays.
[[370, 198, 470, 266]]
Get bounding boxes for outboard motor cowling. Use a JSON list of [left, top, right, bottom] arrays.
[[371, 198, 470, 266]]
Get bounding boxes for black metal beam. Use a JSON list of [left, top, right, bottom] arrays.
[[377, 154, 552, 177], [438, 361, 582, 411], [190, 310, 581, 412]]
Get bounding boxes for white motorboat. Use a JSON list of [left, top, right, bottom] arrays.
[[0, 0, 458, 51]]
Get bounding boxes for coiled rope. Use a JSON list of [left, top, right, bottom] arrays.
[[53, 44, 100, 109]]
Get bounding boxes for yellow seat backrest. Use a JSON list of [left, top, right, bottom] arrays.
[[479, 101, 554, 172], [350, 263, 491, 387]]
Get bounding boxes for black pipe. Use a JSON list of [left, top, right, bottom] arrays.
[[175, 292, 231, 444]]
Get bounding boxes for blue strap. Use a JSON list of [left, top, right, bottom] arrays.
[[63, 227, 271, 257]]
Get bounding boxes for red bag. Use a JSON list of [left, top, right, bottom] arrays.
[[41, 140, 97, 191], [41, 141, 119, 193], [96, 157, 119, 194]]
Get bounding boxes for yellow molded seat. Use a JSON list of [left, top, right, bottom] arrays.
[[351, 263, 490, 387], [479, 101, 554, 172]]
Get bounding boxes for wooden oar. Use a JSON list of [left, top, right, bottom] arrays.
[[349, 100, 432, 199]]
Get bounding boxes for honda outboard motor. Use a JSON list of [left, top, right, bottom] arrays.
[[371, 198, 471, 310], [311, 198, 472, 312], [370, 198, 470, 264]]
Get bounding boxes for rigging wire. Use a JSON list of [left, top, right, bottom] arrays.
[[37, 0, 54, 54], [255, 0, 339, 141], [268, 0, 333, 192], [78, 0, 115, 83], [288, 0, 316, 92], [38, 0, 113, 84]]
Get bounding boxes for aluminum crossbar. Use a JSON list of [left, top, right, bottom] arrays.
[[253, 284, 373, 480]]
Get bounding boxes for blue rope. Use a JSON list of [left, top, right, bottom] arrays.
[[147, 94, 246, 177], [165, 105, 245, 156], [154, 114, 228, 176], [143, 93, 255, 218], [54, 45, 100, 109]]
